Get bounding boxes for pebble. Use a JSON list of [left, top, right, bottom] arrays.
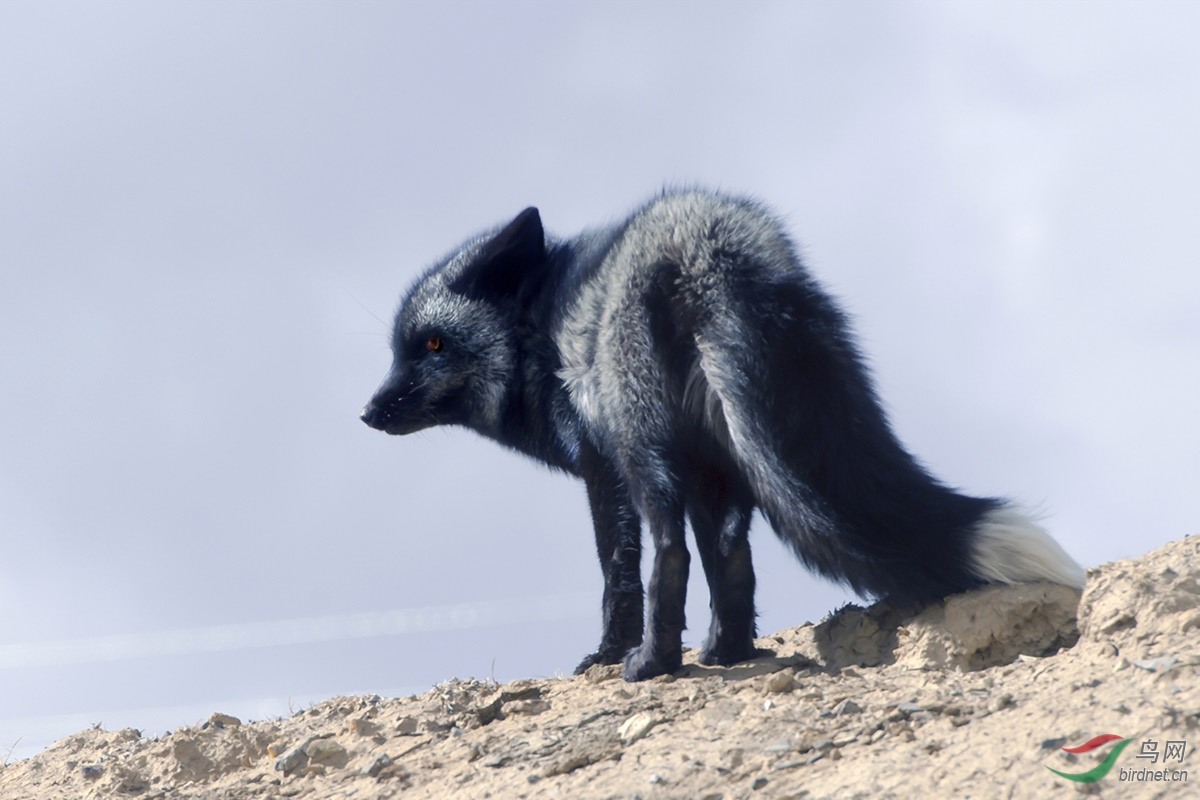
[[1133, 656, 1179, 672], [305, 738, 346, 764], [988, 693, 1014, 713], [361, 753, 393, 777], [506, 699, 551, 716], [833, 699, 863, 716], [204, 712, 242, 730], [764, 671, 795, 694], [274, 738, 313, 774], [618, 713, 660, 745], [348, 718, 378, 737]]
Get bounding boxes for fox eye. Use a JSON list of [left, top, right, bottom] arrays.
[[425, 334, 443, 353]]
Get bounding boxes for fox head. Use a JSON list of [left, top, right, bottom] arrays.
[[361, 207, 548, 437]]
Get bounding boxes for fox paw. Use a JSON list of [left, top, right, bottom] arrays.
[[697, 635, 757, 667], [573, 642, 637, 675], [621, 643, 681, 682]]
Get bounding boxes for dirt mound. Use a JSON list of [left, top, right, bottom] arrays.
[[3, 536, 1197, 799]]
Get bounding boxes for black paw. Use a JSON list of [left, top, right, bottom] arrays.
[[573, 643, 636, 675], [697, 634, 756, 666], [621, 643, 681, 681]]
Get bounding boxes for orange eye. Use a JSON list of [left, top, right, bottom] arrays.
[[425, 335, 443, 352]]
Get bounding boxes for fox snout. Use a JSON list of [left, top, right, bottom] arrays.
[[360, 371, 419, 435], [359, 397, 389, 431]]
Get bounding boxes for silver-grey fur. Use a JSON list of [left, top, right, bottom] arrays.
[[362, 189, 1084, 681]]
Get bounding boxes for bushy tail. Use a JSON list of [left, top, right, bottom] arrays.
[[969, 504, 1085, 588], [696, 338, 1085, 599]]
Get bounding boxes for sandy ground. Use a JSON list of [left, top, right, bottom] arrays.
[[2, 536, 1197, 800]]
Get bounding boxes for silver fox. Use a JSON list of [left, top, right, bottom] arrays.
[[361, 190, 1084, 681]]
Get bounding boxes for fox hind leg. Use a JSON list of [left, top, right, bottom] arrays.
[[688, 476, 757, 666], [620, 489, 690, 681]]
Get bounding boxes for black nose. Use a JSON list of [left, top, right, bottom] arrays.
[[360, 403, 380, 428]]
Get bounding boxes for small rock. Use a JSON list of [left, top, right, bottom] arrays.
[[812, 738, 834, 751], [1114, 657, 1130, 671], [619, 713, 660, 745], [1133, 656, 1179, 672], [805, 751, 823, 765], [396, 716, 419, 735], [1098, 611, 1136, 634], [81, 764, 103, 780], [305, 738, 347, 765], [896, 701, 923, 717], [765, 738, 791, 753], [274, 738, 313, 774], [988, 693, 1014, 713], [832, 732, 858, 747], [1109, 702, 1130, 714], [506, 699, 550, 716], [499, 681, 543, 702], [583, 663, 621, 683], [752, 776, 769, 790], [764, 671, 795, 694], [476, 697, 504, 725], [833, 699, 863, 716], [361, 753, 393, 777], [348, 717, 378, 736], [870, 729, 886, 743], [205, 712, 242, 729], [1039, 737, 1067, 751]]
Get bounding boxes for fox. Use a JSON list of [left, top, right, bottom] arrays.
[[361, 190, 1085, 681]]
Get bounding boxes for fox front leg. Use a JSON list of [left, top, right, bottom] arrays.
[[574, 442, 644, 674], [621, 495, 689, 681]]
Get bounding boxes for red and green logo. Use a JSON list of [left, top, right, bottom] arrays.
[[1045, 734, 1134, 782]]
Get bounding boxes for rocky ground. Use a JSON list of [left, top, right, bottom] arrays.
[[2, 536, 1197, 800]]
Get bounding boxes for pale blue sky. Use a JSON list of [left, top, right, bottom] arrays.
[[2, 1, 1198, 759]]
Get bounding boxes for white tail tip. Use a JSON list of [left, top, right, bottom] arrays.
[[971, 505, 1085, 589]]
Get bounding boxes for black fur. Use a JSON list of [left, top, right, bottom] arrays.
[[362, 190, 1081, 681]]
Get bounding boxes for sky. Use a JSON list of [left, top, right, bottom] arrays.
[[2, 1, 1198, 760]]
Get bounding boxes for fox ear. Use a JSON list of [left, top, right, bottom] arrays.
[[450, 207, 547, 300]]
